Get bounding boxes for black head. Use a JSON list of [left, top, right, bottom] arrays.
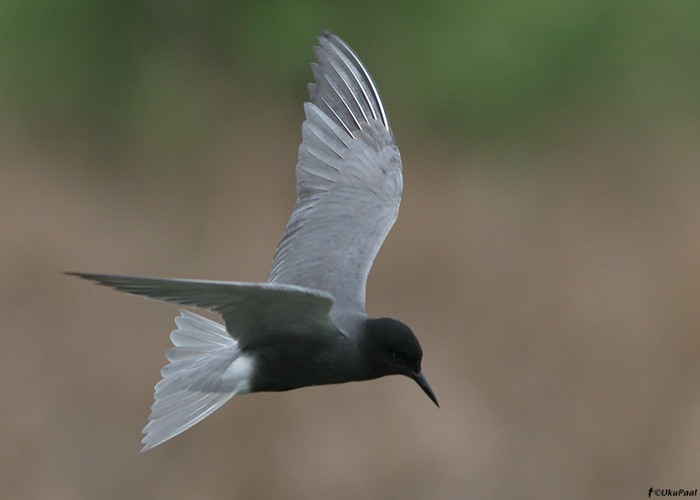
[[363, 317, 439, 407]]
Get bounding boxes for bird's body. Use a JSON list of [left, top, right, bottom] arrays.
[[70, 30, 436, 452]]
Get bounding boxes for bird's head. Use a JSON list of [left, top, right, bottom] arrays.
[[363, 317, 439, 407]]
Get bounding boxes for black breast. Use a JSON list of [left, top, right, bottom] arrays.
[[247, 333, 368, 393]]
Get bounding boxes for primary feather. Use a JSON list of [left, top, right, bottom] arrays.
[[269, 30, 402, 314]]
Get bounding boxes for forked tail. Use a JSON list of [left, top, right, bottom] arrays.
[[141, 309, 250, 452]]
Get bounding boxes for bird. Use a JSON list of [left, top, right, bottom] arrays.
[[68, 29, 437, 452]]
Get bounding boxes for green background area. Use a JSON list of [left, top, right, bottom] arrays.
[[2, 1, 698, 167]]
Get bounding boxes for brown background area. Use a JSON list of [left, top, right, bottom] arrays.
[[2, 116, 699, 498]]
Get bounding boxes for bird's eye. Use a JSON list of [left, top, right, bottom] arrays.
[[392, 349, 407, 360]]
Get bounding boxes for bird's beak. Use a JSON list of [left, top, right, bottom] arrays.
[[411, 371, 439, 407]]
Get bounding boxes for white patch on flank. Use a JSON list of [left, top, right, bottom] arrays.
[[221, 354, 255, 395]]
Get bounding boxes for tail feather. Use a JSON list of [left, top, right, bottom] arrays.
[[169, 312, 233, 350], [141, 309, 251, 452]]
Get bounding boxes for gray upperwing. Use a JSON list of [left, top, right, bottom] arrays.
[[269, 30, 403, 314], [68, 273, 339, 343]]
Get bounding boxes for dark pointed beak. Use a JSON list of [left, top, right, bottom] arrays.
[[411, 371, 439, 407]]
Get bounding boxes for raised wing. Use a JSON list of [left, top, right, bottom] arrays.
[[68, 273, 339, 344], [269, 30, 402, 313]]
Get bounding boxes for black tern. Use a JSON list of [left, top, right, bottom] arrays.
[[69, 30, 437, 452]]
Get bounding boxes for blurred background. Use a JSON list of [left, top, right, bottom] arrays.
[[2, 1, 700, 499]]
